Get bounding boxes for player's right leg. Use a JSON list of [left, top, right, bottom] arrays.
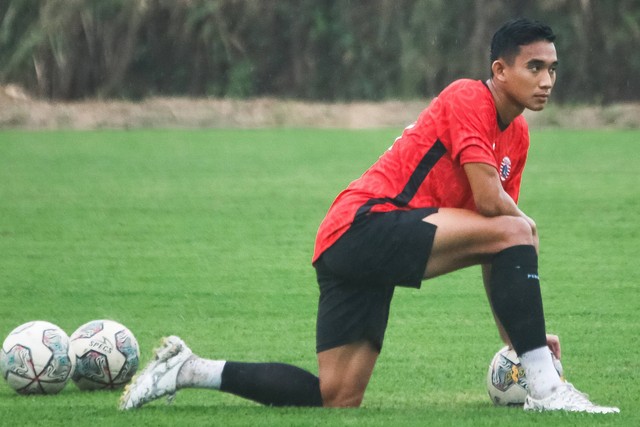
[[119, 336, 323, 410], [120, 335, 195, 410], [317, 340, 379, 407], [311, 207, 440, 406]]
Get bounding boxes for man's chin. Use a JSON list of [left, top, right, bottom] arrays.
[[527, 103, 547, 112]]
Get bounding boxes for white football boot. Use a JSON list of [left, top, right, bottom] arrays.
[[524, 382, 619, 414], [119, 335, 193, 410]]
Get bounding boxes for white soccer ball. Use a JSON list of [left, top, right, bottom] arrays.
[[70, 319, 140, 390], [0, 320, 75, 394], [486, 345, 564, 406]]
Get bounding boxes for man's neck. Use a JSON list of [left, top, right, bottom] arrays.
[[485, 78, 525, 126]]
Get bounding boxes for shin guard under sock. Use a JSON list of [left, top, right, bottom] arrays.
[[489, 245, 547, 355], [220, 362, 323, 407]]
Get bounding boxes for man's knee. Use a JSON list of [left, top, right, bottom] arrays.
[[497, 216, 535, 247], [320, 379, 365, 407], [317, 341, 378, 407]]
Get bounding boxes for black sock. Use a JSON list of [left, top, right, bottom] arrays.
[[489, 245, 547, 355], [220, 362, 323, 407]]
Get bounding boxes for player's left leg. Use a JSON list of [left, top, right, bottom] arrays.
[[423, 209, 560, 396], [422, 208, 619, 413]]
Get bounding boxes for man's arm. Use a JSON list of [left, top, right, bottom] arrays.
[[463, 161, 526, 217], [463, 162, 538, 251]]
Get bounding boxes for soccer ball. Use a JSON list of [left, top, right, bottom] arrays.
[[70, 319, 140, 390], [486, 346, 564, 406], [0, 320, 75, 394]]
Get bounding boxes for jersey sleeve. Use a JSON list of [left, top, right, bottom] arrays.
[[445, 84, 498, 169]]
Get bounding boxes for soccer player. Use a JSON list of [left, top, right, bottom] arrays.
[[120, 18, 619, 413]]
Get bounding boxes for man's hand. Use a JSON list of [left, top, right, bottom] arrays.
[[546, 334, 561, 359], [464, 162, 539, 253]]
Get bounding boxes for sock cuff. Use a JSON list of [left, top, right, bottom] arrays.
[[493, 245, 538, 268]]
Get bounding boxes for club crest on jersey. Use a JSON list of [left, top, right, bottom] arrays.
[[499, 156, 512, 181]]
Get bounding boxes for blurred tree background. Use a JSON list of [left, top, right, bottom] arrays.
[[0, 0, 638, 103]]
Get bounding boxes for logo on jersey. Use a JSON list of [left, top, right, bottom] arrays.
[[499, 156, 512, 181]]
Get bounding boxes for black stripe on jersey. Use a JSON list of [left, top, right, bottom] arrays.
[[355, 139, 447, 218]]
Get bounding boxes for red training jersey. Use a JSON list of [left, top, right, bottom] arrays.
[[312, 79, 531, 263]]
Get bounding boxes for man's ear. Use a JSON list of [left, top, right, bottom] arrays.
[[491, 59, 507, 82]]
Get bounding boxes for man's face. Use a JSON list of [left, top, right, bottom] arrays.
[[502, 41, 558, 111]]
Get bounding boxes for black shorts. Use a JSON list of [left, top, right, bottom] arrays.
[[315, 208, 438, 353]]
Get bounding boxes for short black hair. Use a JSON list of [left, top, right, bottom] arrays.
[[490, 18, 556, 64]]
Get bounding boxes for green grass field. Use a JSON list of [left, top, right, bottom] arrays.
[[0, 129, 638, 426]]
